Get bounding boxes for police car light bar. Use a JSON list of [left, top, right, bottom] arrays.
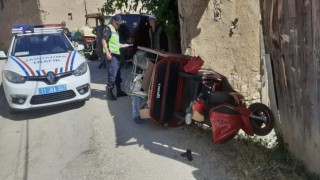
[[12, 24, 63, 34]]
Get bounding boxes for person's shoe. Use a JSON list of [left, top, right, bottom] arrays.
[[133, 116, 143, 124], [107, 89, 117, 100], [133, 116, 150, 124], [117, 89, 128, 97]]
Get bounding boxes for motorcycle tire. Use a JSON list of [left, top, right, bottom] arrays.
[[248, 103, 275, 136]]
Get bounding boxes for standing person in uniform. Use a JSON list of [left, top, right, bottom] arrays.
[[148, 14, 168, 51], [92, 17, 107, 68], [61, 21, 71, 39], [102, 14, 128, 100]]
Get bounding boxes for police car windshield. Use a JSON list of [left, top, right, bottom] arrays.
[[12, 34, 74, 57]]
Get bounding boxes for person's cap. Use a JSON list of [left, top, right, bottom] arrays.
[[112, 14, 121, 23], [148, 14, 156, 21]]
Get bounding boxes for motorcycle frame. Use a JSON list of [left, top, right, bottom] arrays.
[[209, 103, 254, 144]]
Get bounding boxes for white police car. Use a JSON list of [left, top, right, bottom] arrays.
[[0, 25, 91, 111]]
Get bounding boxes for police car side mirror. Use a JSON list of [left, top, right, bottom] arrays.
[[0, 51, 7, 60], [76, 44, 85, 51]]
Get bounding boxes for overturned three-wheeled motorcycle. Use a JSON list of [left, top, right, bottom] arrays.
[[126, 47, 274, 144]]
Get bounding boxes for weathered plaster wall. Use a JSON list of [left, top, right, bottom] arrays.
[[38, 0, 106, 31], [178, 0, 261, 100], [0, 0, 42, 52]]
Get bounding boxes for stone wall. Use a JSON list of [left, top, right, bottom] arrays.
[[38, 0, 106, 31], [0, 0, 42, 52], [38, 0, 140, 32], [0, 0, 107, 51], [177, 0, 262, 100]]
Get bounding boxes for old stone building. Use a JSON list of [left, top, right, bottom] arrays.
[[0, 0, 110, 51]]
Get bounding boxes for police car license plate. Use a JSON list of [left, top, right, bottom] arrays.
[[38, 84, 67, 95]]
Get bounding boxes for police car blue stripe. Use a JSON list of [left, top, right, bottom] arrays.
[[70, 51, 76, 71], [10, 56, 29, 76], [36, 70, 41, 76]]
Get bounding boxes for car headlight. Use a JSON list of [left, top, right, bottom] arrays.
[[73, 62, 88, 76], [4, 70, 26, 84]]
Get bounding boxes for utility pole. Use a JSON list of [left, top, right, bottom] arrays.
[[84, 0, 88, 15]]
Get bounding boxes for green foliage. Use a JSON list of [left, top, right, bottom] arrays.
[[101, 0, 179, 36]]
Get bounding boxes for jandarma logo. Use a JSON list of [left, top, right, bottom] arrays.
[[46, 71, 56, 84]]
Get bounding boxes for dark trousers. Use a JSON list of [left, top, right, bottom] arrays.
[[119, 48, 126, 67], [106, 54, 122, 90], [99, 51, 107, 68], [97, 41, 104, 60], [98, 41, 107, 68], [100, 48, 125, 68]]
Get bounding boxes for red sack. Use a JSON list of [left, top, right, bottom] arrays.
[[183, 56, 204, 74]]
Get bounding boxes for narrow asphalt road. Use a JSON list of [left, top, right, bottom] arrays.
[[0, 59, 244, 180]]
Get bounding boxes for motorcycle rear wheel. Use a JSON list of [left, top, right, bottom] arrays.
[[248, 103, 275, 136]]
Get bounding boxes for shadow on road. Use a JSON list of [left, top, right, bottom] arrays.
[[106, 96, 243, 178], [88, 60, 133, 86], [86, 50, 244, 178], [0, 58, 244, 178], [89, 60, 239, 177]]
